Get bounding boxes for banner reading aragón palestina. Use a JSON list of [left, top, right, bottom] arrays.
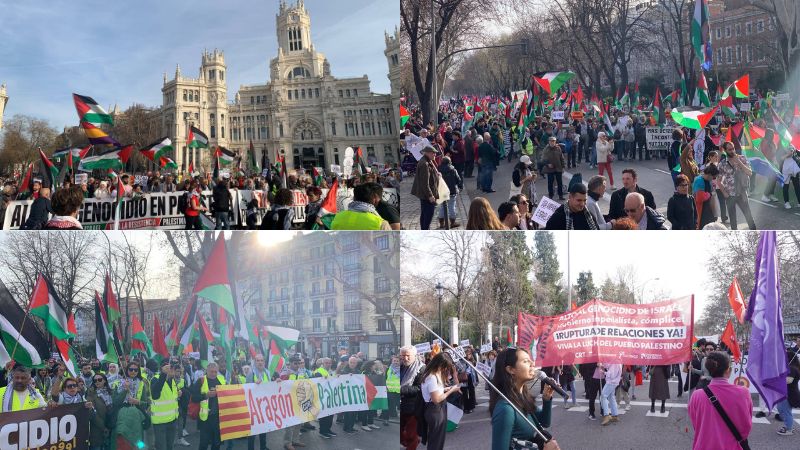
[[517, 296, 694, 366], [0, 403, 90, 450], [217, 374, 387, 441]]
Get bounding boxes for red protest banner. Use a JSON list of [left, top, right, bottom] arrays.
[[517, 296, 694, 366]]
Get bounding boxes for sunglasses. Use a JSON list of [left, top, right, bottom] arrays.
[[94, 378, 104, 383], [677, 183, 689, 187], [128, 367, 139, 372], [65, 384, 77, 389]]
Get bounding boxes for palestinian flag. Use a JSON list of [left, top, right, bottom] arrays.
[[152, 316, 170, 363], [73, 93, 121, 147], [719, 95, 738, 118], [267, 339, 285, 378], [319, 177, 338, 217], [632, 82, 640, 108], [446, 402, 464, 432], [696, 73, 711, 107], [400, 105, 411, 128], [248, 140, 259, 172], [19, 162, 34, 196], [680, 72, 689, 106], [365, 376, 389, 410], [192, 235, 236, 315], [177, 296, 199, 353], [691, 0, 713, 71], [652, 87, 664, 125], [197, 315, 215, 369], [213, 154, 220, 180], [670, 106, 718, 130], [102, 273, 121, 324], [165, 316, 178, 352], [532, 71, 575, 96], [95, 291, 118, 364], [312, 167, 324, 187], [769, 107, 800, 149], [159, 156, 178, 170], [55, 338, 78, 377], [0, 312, 46, 368], [722, 74, 749, 100], [139, 137, 173, 165], [215, 146, 235, 165], [53, 146, 92, 169], [355, 147, 368, 174], [517, 93, 528, 142], [506, 328, 513, 346], [29, 273, 74, 340], [38, 148, 59, 189], [265, 325, 300, 350], [187, 126, 209, 149], [619, 86, 630, 108], [741, 122, 784, 184], [130, 314, 154, 358], [79, 145, 133, 171]]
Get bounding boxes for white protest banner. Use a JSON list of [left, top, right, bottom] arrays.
[[739, 102, 751, 112], [551, 110, 565, 120], [329, 164, 341, 175], [645, 127, 674, 152], [459, 339, 470, 348], [415, 342, 432, 354], [74, 173, 88, 185], [404, 134, 429, 161], [532, 196, 562, 227], [217, 375, 387, 441], [134, 175, 149, 187], [475, 362, 492, 377], [479, 343, 492, 354], [729, 353, 757, 393]]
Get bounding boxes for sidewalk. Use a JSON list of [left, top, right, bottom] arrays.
[[399, 177, 471, 230]]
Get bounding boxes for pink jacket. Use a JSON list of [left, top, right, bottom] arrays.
[[688, 378, 752, 450]]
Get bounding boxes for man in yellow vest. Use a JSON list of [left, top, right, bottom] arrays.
[[0, 366, 47, 412], [191, 362, 225, 450], [281, 355, 307, 450], [312, 358, 337, 439], [151, 358, 181, 450], [383, 355, 401, 425], [330, 183, 391, 230], [245, 354, 271, 450]]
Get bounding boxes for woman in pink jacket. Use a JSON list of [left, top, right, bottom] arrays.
[[688, 351, 752, 450]]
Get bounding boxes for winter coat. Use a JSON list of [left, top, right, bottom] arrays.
[[596, 139, 614, 164], [667, 193, 697, 230], [411, 155, 439, 200], [649, 365, 671, 401], [541, 145, 566, 174], [439, 160, 462, 194]]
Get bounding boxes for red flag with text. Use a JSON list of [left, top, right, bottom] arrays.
[[721, 319, 742, 362]]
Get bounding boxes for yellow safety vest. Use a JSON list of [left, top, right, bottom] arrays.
[[314, 367, 330, 378], [386, 368, 400, 394], [150, 375, 179, 424], [288, 371, 309, 380], [0, 386, 44, 412], [199, 375, 226, 421], [330, 210, 384, 230]]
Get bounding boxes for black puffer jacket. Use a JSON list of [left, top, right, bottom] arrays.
[[438, 160, 462, 194]]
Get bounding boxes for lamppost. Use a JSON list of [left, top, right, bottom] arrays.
[[639, 277, 660, 304], [435, 281, 444, 340]]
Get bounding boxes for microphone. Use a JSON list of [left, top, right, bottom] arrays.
[[534, 370, 569, 400]]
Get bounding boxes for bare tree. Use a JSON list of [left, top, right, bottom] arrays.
[[750, 0, 800, 79], [0, 115, 60, 174]]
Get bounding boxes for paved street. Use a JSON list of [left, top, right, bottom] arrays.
[[163, 417, 399, 450], [436, 378, 800, 450], [401, 155, 800, 230]]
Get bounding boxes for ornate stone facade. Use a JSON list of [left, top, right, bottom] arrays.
[[156, 0, 400, 172], [0, 83, 8, 130]]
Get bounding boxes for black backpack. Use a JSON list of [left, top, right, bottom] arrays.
[[178, 192, 190, 215]]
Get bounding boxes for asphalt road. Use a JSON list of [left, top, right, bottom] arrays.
[[436, 378, 799, 450], [161, 415, 399, 450], [464, 155, 800, 230]]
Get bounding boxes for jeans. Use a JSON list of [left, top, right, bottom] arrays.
[[282, 424, 301, 445], [776, 398, 794, 430], [214, 211, 231, 230], [725, 195, 757, 230], [479, 165, 495, 191], [590, 143, 597, 166], [636, 140, 648, 159], [600, 382, 619, 417], [154, 421, 176, 450], [783, 175, 800, 203], [438, 194, 458, 220], [546, 172, 563, 198], [419, 199, 436, 230], [564, 380, 577, 406]]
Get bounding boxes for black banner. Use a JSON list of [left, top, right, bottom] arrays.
[[0, 403, 90, 450]]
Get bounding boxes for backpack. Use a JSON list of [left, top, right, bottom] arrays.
[[178, 192, 190, 215]]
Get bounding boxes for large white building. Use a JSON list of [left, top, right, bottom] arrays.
[[0, 83, 8, 129], [156, 0, 401, 173]]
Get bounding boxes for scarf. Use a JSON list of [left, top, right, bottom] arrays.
[[45, 215, 82, 229], [94, 387, 112, 407], [59, 391, 84, 404], [119, 377, 141, 402], [3, 385, 40, 411], [348, 201, 381, 217], [563, 204, 598, 230]]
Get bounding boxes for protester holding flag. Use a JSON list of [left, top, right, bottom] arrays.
[[489, 348, 558, 450], [688, 351, 752, 450]]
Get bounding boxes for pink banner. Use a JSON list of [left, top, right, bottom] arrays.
[[517, 296, 694, 366]]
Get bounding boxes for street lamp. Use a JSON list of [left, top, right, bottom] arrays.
[[435, 281, 444, 340]]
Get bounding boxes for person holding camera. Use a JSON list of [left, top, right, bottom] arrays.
[[151, 358, 182, 450], [490, 348, 559, 450], [192, 362, 226, 450]]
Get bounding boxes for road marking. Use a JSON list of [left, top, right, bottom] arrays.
[[653, 169, 671, 175], [565, 406, 589, 413], [646, 410, 670, 418], [750, 198, 778, 208], [459, 417, 491, 425]]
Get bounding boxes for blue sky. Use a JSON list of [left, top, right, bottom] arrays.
[[0, 0, 398, 129]]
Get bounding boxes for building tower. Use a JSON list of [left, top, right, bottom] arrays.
[[200, 49, 229, 150], [277, 0, 312, 56], [385, 28, 401, 132], [0, 83, 8, 130]]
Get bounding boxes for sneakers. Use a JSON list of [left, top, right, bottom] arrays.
[[319, 433, 332, 439], [182, 429, 189, 437], [770, 195, 780, 202], [369, 424, 381, 430], [786, 202, 792, 209], [761, 195, 773, 202], [588, 414, 597, 421], [343, 429, 357, 434], [777, 427, 795, 436], [601, 415, 612, 426], [360, 425, 372, 432], [176, 438, 190, 447], [625, 404, 631, 411], [563, 404, 571, 410], [755, 411, 768, 418]]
